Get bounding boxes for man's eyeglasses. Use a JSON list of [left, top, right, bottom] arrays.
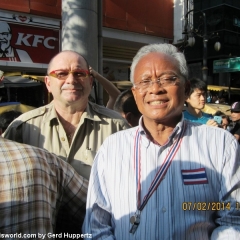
[[48, 69, 90, 80], [133, 75, 180, 91]]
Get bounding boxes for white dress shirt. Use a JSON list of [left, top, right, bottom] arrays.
[[83, 116, 240, 240]]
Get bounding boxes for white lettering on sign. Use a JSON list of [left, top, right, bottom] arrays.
[[44, 37, 57, 49], [32, 35, 45, 47], [15, 33, 32, 46], [15, 33, 57, 49]]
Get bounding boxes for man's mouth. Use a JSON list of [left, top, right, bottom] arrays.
[[62, 86, 83, 91], [149, 100, 166, 105]]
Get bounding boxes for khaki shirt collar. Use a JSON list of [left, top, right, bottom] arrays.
[[43, 101, 102, 125]]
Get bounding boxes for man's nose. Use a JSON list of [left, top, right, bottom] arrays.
[[65, 72, 77, 83], [149, 81, 164, 93], [200, 95, 205, 100]]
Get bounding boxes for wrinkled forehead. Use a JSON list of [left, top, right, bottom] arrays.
[[49, 52, 88, 71]]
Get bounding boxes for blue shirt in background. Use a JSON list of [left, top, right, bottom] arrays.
[[183, 110, 213, 124]]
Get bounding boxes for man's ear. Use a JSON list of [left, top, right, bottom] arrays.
[[89, 75, 94, 88], [45, 76, 51, 93], [131, 87, 137, 101]]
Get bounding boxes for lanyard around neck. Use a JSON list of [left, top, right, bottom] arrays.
[[134, 122, 186, 211]]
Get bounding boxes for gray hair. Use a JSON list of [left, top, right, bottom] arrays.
[[130, 43, 188, 83]]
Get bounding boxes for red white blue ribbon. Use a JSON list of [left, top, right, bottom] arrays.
[[134, 121, 186, 211]]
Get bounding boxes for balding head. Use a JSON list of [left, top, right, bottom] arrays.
[[47, 50, 89, 74]]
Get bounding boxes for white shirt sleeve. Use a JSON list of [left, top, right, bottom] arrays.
[[82, 146, 115, 239]]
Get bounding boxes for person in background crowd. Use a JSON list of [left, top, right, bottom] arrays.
[[89, 66, 121, 109], [83, 43, 240, 239], [114, 89, 142, 127], [221, 114, 230, 130], [206, 90, 212, 103], [211, 94, 218, 103], [215, 90, 228, 104], [0, 110, 22, 135], [2, 50, 129, 234], [183, 78, 218, 126], [214, 110, 231, 130], [0, 137, 88, 236], [228, 101, 240, 143]]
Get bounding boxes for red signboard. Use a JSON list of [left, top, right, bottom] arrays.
[[0, 21, 59, 64]]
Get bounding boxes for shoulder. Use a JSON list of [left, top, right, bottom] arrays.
[[88, 102, 130, 126], [184, 119, 237, 144], [0, 137, 56, 163], [183, 120, 240, 162], [232, 123, 240, 135], [89, 102, 121, 118], [183, 111, 195, 120], [202, 112, 213, 118], [0, 137, 75, 175], [7, 103, 53, 128], [0, 139, 86, 196], [100, 127, 137, 147]]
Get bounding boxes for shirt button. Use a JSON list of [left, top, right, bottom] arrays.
[[162, 207, 166, 212], [61, 137, 65, 141]]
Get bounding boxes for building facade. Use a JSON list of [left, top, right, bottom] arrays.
[[3, 1, 238, 105], [0, 0, 181, 105], [180, 0, 240, 89]]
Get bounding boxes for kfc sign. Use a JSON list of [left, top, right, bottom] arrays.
[[0, 21, 59, 63], [16, 33, 57, 49]]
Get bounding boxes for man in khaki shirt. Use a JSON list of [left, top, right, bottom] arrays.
[[3, 50, 129, 180], [3, 50, 129, 235]]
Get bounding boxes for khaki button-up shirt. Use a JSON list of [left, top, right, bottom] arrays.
[[3, 101, 130, 179]]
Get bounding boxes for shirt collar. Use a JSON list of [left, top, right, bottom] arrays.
[[138, 113, 185, 146], [44, 101, 102, 125], [84, 102, 102, 122]]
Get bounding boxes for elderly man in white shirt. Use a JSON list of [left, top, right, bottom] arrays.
[[83, 43, 240, 240]]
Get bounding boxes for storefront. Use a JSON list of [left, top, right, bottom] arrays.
[[0, 10, 60, 107]]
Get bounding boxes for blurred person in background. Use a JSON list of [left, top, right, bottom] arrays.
[[184, 78, 218, 126], [214, 111, 231, 130], [0, 137, 88, 236], [114, 89, 142, 127], [0, 110, 22, 135], [228, 101, 240, 143]]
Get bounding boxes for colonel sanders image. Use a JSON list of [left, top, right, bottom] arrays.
[[0, 21, 32, 62]]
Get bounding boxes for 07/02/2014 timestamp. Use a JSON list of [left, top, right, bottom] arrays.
[[182, 202, 240, 211]]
